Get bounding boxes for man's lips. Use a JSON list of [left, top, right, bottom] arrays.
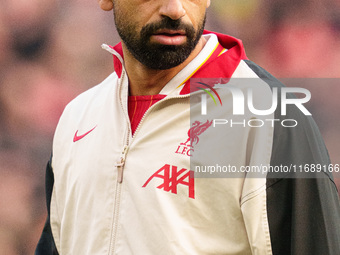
[[150, 29, 187, 45]]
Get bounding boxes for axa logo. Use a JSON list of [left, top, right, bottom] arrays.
[[175, 120, 213, 157], [142, 164, 195, 199]]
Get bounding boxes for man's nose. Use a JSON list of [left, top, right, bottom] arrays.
[[159, 0, 186, 20]]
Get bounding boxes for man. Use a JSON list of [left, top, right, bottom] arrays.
[[36, 0, 340, 254]]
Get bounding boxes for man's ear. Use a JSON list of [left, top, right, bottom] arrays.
[[98, 0, 114, 11], [206, 0, 211, 8]]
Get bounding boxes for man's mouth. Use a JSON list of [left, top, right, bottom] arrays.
[[150, 29, 187, 45]]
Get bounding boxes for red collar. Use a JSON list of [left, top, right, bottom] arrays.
[[108, 30, 248, 92]]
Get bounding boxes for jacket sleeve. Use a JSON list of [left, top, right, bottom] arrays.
[[266, 108, 340, 255], [35, 157, 59, 255], [244, 60, 340, 255]]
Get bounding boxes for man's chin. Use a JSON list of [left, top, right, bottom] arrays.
[[141, 51, 190, 70]]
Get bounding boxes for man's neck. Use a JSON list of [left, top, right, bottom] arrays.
[[122, 36, 207, 96]]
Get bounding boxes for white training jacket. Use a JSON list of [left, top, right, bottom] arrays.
[[36, 31, 340, 255]]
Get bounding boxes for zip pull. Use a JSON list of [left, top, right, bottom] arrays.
[[115, 145, 128, 183], [115, 159, 125, 183]]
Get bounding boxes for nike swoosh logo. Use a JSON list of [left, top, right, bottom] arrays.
[[73, 126, 97, 142]]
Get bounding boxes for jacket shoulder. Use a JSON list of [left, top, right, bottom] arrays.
[[64, 72, 118, 114]]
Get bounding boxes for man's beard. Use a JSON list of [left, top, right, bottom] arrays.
[[114, 14, 206, 70]]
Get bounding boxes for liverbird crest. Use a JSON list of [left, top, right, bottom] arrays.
[[180, 120, 213, 148]]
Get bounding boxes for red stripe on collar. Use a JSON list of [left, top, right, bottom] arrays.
[[179, 30, 248, 95], [110, 42, 124, 78]]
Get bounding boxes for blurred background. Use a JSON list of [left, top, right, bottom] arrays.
[[0, 0, 339, 253]]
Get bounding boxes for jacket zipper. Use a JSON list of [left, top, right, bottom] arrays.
[[108, 69, 193, 254], [109, 144, 128, 255], [109, 70, 130, 255]]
